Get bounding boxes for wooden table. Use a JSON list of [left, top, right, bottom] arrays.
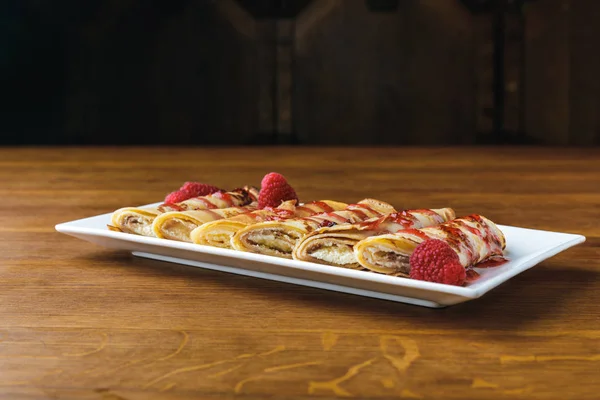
[[1, 147, 598, 400]]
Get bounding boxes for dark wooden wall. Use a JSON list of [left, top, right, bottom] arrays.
[[294, 0, 478, 145], [0, 0, 598, 145], [524, 0, 600, 145]]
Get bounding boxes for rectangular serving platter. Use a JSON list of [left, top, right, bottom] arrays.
[[55, 205, 586, 308]]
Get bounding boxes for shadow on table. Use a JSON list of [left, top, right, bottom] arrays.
[[81, 249, 598, 332]]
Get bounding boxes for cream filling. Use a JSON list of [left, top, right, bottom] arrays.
[[123, 215, 156, 237], [206, 230, 236, 248], [248, 233, 295, 253], [245, 229, 302, 254], [162, 219, 197, 242], [310, 244, 356, 266]]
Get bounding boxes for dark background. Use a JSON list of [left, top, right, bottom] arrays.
[[1, 0, 599, 146]]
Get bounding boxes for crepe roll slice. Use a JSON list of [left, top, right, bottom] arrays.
[[152, 205, 258, 242], [190, 200, 348, 248], [108, 206, 162, 236], [293, 208, 455, 269], [354, 214, 506, 276], [110, 186, 257, 236], [232, 198, 397, 258]]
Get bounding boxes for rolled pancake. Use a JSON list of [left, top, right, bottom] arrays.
[[293, 208, 455, 269], [152, 205, 257, 242], [109, 186, 257, 237], [354, 214, 506, 276], [231, 198, 397, 258], [190, 200, 348, 248]]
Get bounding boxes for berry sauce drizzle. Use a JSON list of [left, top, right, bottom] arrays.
[[465, 269, 481, 283], [476, 257, 509, 268]]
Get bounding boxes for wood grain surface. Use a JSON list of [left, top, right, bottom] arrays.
[[0, 147, 598, 400]]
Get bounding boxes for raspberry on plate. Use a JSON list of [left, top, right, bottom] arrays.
[[164, 182, 222, 204], [409, 239, 466, 286], [179, 182, 222, 197], [258, 172, 298, 209], [164, 190, 189, 204]]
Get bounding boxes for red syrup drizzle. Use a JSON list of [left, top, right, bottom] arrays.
[[313, 201, 335, 213], [315, 212, 350, 224], [465, 269, 481, 283], [348, 208, 369, 220], [212, 191, 233, 203], [402, 228, 431, 241], [356, 211, 422, 232], [383, 212, 417, 228], [317, 219, 337, 228], [297, 201, 335, 215], [475, 257, 509, 268], [261, 209, 296, 222], [357, 215, 387, 231], [192, 197, 218, 209], [465, 257, 509, 284]]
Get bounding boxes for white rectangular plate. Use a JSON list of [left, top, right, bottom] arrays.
[[55, 206, 586, 308]]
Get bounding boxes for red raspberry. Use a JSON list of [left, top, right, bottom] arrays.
[[258, 172, 298, 209], [164, 182, 222, 204], [164, 190, 191, 204], [409, 239, 466, 286], [179, 182, 222, 197]]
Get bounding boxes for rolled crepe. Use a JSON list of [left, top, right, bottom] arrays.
[[190, 200, 348, 248], [354, 214, 506, 276], [293, 208, 456, 269], [231, 198, 397, 258], [152, 205, 258, 242], [109, 186, 258, 237]]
